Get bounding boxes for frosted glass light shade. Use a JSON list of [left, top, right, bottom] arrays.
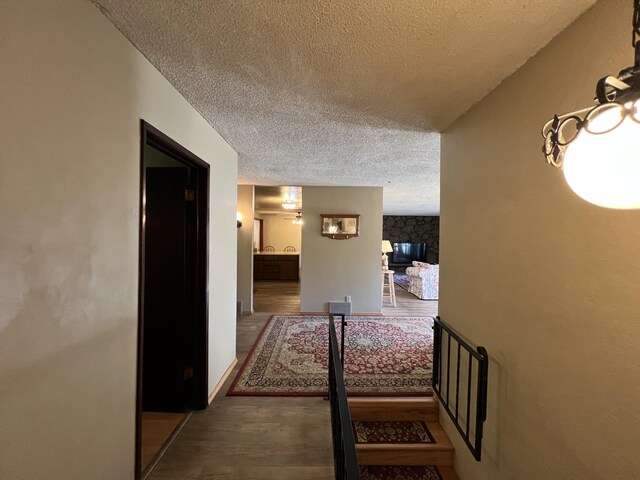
[[562, 111, 640, 209]]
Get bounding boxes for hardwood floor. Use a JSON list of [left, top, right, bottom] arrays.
[[253, 277, 437, 317], [147, 312, 333, 480], [253, 280, 301, 313], [147, 286, 437, 479], [383, 283, 438, 317], [141, 412, 188, 472]]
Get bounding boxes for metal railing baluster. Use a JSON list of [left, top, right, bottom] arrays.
[[432, 316, 489, 462], [455, 343, 461, 420], [466, 352, 472, 438], [446, 333, 451, 406], [328, 314, 360, 480]]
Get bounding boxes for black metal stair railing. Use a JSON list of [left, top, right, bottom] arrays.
[[433, 316, 489, 461], [328, 313, 361, 480]]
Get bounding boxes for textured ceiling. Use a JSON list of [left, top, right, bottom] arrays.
[[95, 0, 596, 214]]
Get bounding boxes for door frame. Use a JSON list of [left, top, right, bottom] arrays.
[[136, 120, 210, 478], [255, 217, 264, 251]]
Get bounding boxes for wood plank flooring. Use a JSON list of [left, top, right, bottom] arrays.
[[141, 412, 187, 472], [147, 286, 437, 479], [147, 312, 333, 480], [383, 284, 438, 317], [253, 280, 301, 313], [253, 278, 438, 318]]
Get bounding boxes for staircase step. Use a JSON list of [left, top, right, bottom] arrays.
[[359, 465, 459, 480], [355, 421, 453, 466], [356, 442, 454, 467], [353, 420, 434, 445], [349, 397, 460, 477], [348, 397, 439, 422]]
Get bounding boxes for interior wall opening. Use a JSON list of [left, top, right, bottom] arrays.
[[252, 185, 302, 313], [137, 121, 210, 478]]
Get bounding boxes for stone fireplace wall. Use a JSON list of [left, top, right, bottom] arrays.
[[383, 216, 440, 264]]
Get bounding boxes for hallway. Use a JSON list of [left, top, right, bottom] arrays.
[[147, 291, 437, 479], [147, 311, 333, 480]]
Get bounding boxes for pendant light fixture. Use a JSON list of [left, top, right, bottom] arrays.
[[542, 0, 640, 209], [292, 212, 304, 225]]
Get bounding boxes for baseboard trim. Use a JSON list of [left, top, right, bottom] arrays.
[[208, 357, 238, 404], [301, 311, 383, 316]]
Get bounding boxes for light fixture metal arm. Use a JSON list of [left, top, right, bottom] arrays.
[[542, 0, 640, 167], [634, 0, 640, 66]]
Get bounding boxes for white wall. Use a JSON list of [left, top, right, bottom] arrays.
[[0, 2, 238, 479], [237, 185, 254, 313], [440, 0, 640, 478], [261, 213, 302, 252], [301, 187, 383, 313]]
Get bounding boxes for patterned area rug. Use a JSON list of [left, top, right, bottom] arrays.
[[394, 273, 411, 291], [359, 466, 442, 480], [353, 421, 434, 444], [228, 315, 433, 396]]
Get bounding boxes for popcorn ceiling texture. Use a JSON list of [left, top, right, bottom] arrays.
[[94, 0, 596, 214]]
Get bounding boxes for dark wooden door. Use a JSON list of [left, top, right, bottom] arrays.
[[143, 167, 195, 412]]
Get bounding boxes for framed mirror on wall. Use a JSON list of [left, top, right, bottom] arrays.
[[320, 214, 360, 239]]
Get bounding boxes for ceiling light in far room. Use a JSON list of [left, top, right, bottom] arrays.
[[541, 0, 640, 209], [282, 194, 297, 210], [237, 212, 243, 228], [292, 212, 304, 225]]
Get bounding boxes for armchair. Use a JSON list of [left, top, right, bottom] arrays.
[[405, 262, 439, 300]]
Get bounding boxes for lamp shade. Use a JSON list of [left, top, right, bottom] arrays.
[[562, 106, 640, 209], [381, 240, 393, 253]]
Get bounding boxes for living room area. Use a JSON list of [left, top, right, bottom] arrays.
[[238, 184, 440, 315], [383, 215, 440, 305]]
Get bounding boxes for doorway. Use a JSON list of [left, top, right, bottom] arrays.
[[253, 218, 264, 252], [136, 121, 210, 478], [252, 186, 302, 313]]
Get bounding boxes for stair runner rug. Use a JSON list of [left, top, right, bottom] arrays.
[[352, 421, 434, 444], [360, 466, 442, 480], [393, 273, 411, 291], [228, 315, 433, 396]]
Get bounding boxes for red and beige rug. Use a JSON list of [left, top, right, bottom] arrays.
[[228, 315, 433, 397], [352, 420, 434, 444], [359, 466, 442, 480]]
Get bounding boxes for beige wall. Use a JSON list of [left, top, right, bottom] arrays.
[[440, 0, 640, 478], [0, 1, 238, 479], [261, 213, 302, 252], [237, 185, 254, 313], [301, 187, 383, 313]]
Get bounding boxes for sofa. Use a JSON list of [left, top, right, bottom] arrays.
[[405, 261, 439, 300]]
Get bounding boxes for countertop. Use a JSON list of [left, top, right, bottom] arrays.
[[254, 251, 301, 255]]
